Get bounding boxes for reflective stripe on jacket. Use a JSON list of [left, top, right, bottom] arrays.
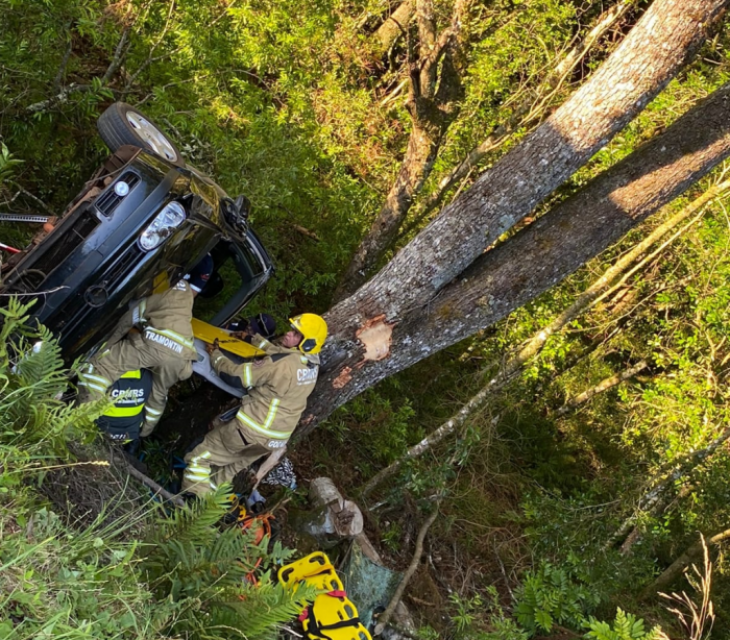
[[211, 338, 319, 443], [135, 280, 197, 358]]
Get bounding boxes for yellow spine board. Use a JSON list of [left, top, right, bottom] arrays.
[[303, 594, 372, 640], [278, 551, 333, 585], [278, 553, 372, 640], [192, 318, 264, 358]]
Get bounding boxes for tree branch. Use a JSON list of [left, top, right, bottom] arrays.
[[101, 27, 131, 85], [374, 504, 440, 635], [53, 36, 74, 92], [374, 0, 416, 54], [648, 529, 730, 596], [25, 84, 121, 113], [419, 0, 468, 91], [555, 360, 648, 416], [118, 452, 186, 508]]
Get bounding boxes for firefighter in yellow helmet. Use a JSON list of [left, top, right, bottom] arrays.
[[181, 313, 327, 497]]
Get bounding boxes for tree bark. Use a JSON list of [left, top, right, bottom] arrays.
[[368, 170, 729, 494], [301, 79, 730, 435], [361, 168, 725, 494], [374, 0, 416, 54], [555, 360, 648, 416], [410, 0, 637, 230], [648, 529, 730, 595], [334, 0, 467, 300], [320, 0, 727, 389]]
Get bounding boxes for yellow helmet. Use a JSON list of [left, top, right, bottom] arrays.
[[289, 313, 328, 354]]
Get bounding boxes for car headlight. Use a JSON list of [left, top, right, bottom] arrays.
[[138, 201, 186, 251]]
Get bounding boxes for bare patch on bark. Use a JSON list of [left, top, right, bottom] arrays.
[[356, 315, 395, 362], [333, 366, 354, 389]]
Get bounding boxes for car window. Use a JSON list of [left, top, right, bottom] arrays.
[[238, 235, 267, 277], [193, 239, 265, 325]]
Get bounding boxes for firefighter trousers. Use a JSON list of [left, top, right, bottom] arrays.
[[77, 333, 192, 434], [181, 417, 271, 497]]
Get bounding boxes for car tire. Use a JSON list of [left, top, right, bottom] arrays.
[[97, 102, 185, 166]]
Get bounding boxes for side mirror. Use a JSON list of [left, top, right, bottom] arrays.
[[234, 195, 251, 219]]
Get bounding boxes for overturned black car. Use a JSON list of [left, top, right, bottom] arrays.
[[0, 103, 273, 361]]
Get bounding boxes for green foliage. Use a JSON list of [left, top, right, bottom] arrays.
[[0, 297, 103, 456], [444, 586, 664, 640], [0, 503, 163, 640], [0, 303, 311, 639], [446, 589, 530, 640], [514, 562, 600, 634], [3, 0, 730, 637], [325, 384, 418, 475], [0, 298, 161, 639], [585, 609, 665, 640], [144, 485, 315, 639], [0, 142, 23, 191]]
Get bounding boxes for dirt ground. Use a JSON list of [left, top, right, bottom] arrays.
[[40, 442, 148, 536]]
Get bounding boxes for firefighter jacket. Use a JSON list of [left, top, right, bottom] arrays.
[[210, 335, 319, 449], [106, 279, 198, 359], [96, 369, 153, 441], [78, 280, 197, 433]]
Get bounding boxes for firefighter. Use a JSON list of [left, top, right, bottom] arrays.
[[96, 369, 153, 442], [181, 313, 327, 497], [78, 255, 214, 436]]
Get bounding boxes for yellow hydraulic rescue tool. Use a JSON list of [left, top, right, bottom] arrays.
[[191, 318, 265, 359]]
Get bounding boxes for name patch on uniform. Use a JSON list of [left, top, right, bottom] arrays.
[[145, 330, 184, 354], [267, 440, 287, 448], [296, 367, 318, 385]]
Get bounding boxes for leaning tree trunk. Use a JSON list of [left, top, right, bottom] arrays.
[[298, 80, 730, 435], [555, 360, 648, 416], [313, 0, 728, 420], [360, 176, 729, 494], [648, 529, 730, 596]]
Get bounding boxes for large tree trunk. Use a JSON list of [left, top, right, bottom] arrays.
[[319, 0, 727, 394], [300, 80, 730, 435], [361, 176, 728, 494]]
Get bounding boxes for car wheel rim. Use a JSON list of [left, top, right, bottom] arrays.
[[126, 112, 178, 162]]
